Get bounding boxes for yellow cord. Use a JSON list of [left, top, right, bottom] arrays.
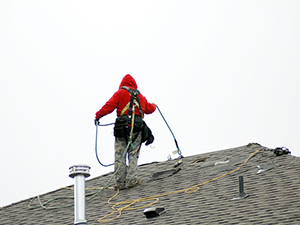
[[60, 187, 116, 190], [97, 148, 262, 223]]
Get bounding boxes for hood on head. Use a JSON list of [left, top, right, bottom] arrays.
[[119, 74, 137, 90]]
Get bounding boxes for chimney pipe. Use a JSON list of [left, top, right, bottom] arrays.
[[69, 164, 91, 225]]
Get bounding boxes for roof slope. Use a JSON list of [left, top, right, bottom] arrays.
[[1, 144, 300, 224]]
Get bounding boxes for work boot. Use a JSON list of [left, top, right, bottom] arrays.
[[113, 183, 125, 190], [128, 178, 141, 188]]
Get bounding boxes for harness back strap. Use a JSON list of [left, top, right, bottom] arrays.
[[120, 86, 143, 117]]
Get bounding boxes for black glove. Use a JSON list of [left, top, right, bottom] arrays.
[[94, 118, 99, 126]]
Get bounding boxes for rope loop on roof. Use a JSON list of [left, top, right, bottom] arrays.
[[97, 147, 265, 223], [98, 195, 159, 223]]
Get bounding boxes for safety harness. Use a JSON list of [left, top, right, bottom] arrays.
[[113, 86, 154, 151], [113, 87, 143, 143], [119, 86, 143, 118]]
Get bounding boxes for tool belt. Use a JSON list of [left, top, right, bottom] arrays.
[[113, 115, 143, 138]]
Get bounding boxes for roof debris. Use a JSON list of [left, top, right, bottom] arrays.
[[149, 168, 181, 181], [192, 158, 208, 163], [257, 162, 277, 174]]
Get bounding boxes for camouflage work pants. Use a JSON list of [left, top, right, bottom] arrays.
[[114, 131, 142, 188]]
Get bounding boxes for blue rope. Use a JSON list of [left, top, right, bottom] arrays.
[[95, 104, 182, 168], [155, 105, 182, 156], [95, 124, 114, 167], [99, 123, 115, 126]]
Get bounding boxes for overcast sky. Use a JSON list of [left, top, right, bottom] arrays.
[[1, 0, 299, 207]]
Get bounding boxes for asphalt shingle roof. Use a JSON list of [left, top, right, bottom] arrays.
[[1, 143, 300, 224]]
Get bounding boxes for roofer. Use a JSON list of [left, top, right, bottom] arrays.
[[94, 74, 156, 189]]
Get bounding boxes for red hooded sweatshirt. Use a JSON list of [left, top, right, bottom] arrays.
[[95, 74, 156, 120]]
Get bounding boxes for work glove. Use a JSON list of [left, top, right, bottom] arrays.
[[94, 118, 99, 126]]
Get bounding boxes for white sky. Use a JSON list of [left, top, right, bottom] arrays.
[[1, 0, 299, 207]]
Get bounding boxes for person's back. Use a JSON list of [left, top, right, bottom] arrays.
[[95, 74, 156, 189]]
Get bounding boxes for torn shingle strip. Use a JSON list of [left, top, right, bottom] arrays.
[[148, 168, 181, 181], [192, 158, 208, 163]]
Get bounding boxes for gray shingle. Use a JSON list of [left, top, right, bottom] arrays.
[[1, 144, 299, 224]]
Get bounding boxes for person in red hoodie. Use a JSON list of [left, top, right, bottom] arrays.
[[95, 74, 156, 189]]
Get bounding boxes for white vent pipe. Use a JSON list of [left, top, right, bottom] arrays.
[[69, 164, 91, 225]]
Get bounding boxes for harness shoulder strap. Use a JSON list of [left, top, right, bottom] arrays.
[[120, 86, 143, 117]]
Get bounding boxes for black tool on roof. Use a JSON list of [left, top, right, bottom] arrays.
[[143, 207, 166, 218], [273, 147, 290, 156]]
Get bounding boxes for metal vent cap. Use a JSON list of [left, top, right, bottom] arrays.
[[69, 164, 91, 178]]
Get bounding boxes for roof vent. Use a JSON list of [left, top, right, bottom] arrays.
[[231, 176, 248, 200], [143, 207, 166, 218], [69, 164, 91, 225]]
